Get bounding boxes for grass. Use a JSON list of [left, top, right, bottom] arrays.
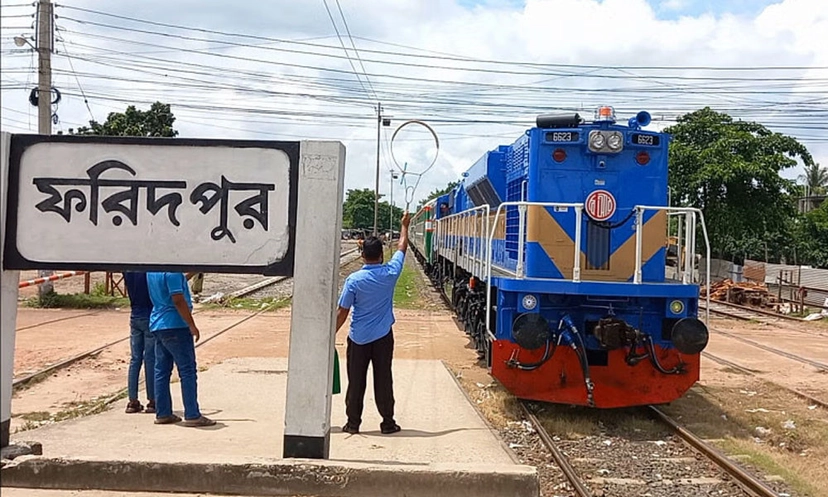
[[24, 283, 130, 310], [15, 395, 120, 433], [452, 371, 521, 429], [533, 404, 664, 441], [383, 246, 426, 309], [719, 438, 822, 497], [661, 381, 828, 497]]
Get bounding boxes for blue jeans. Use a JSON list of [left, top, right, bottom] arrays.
[[154, 327, 201, 420], [128, 317, 155, 402]]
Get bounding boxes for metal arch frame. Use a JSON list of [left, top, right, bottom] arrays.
[[389, 120, 440, 175]]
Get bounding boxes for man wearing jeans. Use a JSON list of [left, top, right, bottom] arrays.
[[124, 271, 155, 414], [335, 212, 410, 435], [146, 272, 215, 427]]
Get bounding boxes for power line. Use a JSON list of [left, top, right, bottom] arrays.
[[56, 16, 828, 83], [320, 0, 373, 101], [53, 4, 828, 72], [333, 0, 376, 99]]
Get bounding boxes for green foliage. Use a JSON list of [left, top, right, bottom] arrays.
[[68, 102, 178, 138], [27, 291, 129, 309], [800, 163, 828, 196], [794, 200, 828, 267], [424, 181, 458, 203], [342, 188, 404, 231], [665, 107, 813, 263]]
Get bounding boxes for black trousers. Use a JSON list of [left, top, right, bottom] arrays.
[[345, 329, 395, 428]]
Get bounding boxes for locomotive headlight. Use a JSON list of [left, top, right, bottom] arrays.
[[589, 131, 605, 150], [670, 300, 685, 314], [607, 133, 623, 151]]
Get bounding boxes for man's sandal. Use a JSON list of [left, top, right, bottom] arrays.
[[154, 414, 182, 425], [183, 416, 216, 427]]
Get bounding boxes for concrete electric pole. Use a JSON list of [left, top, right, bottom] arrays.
[[37, 0, 54, 297], [373, 102, 382, 237], [372, 103, 391, 237]]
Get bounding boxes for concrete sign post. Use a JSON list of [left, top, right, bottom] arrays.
[[1, 132, 20, 448], [1, 133, 345, 455], [283, 141, 346, 459]]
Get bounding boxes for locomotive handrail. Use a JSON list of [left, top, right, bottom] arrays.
[[437, 205, 491, 283], [635, 205, 711, 324], [479, 202, 711, 337], [485, 201, 586, 338]]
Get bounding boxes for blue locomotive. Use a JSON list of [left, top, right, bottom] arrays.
[[409, 107, 710, 407]]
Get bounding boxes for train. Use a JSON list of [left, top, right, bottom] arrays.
[[409, 106, 711, 408]]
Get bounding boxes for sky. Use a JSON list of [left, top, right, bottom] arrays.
[[1, 0, 826, 212]]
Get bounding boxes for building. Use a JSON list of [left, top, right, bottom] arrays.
[[798, 195, 826, 214]]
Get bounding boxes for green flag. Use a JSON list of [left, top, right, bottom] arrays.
[[332, 348, 341, 395]]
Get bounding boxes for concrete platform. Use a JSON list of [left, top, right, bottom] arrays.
[[3, 358, 537, 497]]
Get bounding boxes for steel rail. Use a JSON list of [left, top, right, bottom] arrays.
[[701, 299, 805, 323], [12, 248, 361, 394], [16, 312, 99, 332], [208, 247, 361, 302], [648, 406, 780, 497], [713, 327, 828, 371], [12, 336, 128, 390], [702, 351, 828, 409], [519, 401, 593, 497]]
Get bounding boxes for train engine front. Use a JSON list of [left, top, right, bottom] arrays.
[[439, 106, 710, 408]]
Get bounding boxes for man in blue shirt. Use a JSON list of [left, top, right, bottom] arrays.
[[123, 272, 155, 414], [335, 212, 410, 435], [146, 272, 215, 427]]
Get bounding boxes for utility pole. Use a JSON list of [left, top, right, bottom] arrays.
[[373, 102, 382, 237], [37, 0, 54, 297]]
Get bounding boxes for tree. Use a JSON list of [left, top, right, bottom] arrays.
[[415, 180, 458, 211], [799, 163, 828, 196], [342, 188, 403, 231], [423, 181, 458, 203], [665, 107, 814, 263], [794, 200, 828, 268], [69, 102, 178, 137]]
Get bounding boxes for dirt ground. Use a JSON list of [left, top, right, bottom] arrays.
[[9, 305, 479, 433], [9, 254, 828, 496]]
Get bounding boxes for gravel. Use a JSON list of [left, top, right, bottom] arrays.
[[490, 404, 800, 497], [193, 245, 362, 303]]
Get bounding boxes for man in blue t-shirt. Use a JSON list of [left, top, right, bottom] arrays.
[[146, 272, 215, 427], [123, 272, 155, 414], [335, 212, 410, 435]]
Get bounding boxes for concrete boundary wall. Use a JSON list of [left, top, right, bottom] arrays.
[[0, 457, 540, 497]]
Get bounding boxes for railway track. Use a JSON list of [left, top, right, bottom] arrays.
[[701, 299, 805, 325], [12, 248, 362, 393], [700, 299, 828, 373], [702, 350, 828, 409], [519, 401, 786, 497]]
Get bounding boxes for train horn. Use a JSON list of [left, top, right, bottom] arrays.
[[628, 111, 651, 129]]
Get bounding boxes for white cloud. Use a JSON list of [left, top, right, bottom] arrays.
[[661, 0, 689, 11], [1, 0, 825, 208]]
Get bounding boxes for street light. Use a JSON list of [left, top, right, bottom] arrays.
[[14, 36, 33, 48]]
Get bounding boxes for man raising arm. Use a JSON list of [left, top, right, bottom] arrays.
[[334, 211, 410, 435]]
